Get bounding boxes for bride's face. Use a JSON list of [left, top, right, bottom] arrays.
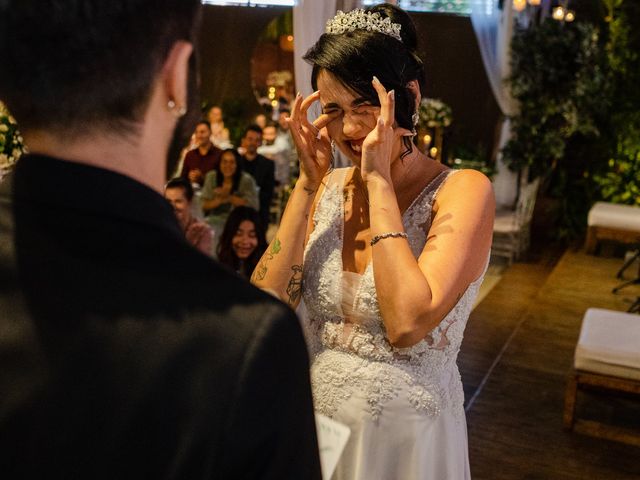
[[318, 70, 402, 167]]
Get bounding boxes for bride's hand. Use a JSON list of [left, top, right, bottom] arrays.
[[361, 77, 412, 185], [288, 91, 339, 192]]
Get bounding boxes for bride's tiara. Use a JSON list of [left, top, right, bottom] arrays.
[[325, 9, 402, 42]]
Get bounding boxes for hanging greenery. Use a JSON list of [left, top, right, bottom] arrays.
[[502, 19, 608, 180], [501, 16, 611, 240], [0, 101, 26, 178], [592, 0, 640, 206]]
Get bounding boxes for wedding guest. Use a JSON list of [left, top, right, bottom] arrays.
[[201, 148, 259, 255], [0, 1, 321, 478], [217, 206, 268, 279], [180, 120, 223, 186], [252, 4, 494, 479], [207, 104, 232, 149], [254, 113, 268, 129], [258, 121, 290, 187], [164, 177, 213, 256], [238, 124, 275, 229]]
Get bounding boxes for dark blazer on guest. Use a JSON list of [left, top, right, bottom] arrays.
[[0, 154, 321, 479]]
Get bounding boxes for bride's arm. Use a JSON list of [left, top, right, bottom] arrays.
[[363, 79, 495, 348], [251, 93, 337, 308]]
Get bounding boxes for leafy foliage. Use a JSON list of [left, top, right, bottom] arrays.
[[502, 19, 608, 179], [592, 0, 640, 205], [0, 101, 26, 175]]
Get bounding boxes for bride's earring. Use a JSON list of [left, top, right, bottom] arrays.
[[406, 110, 419, 137]]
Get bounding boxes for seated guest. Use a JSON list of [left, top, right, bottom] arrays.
[[164, 177, 213, 256], [238, 124, 275, 229], [201, 149, 258, 255], [217, 206, 267, 279], [254, 113, 268, 130], [258, 121, 290, 188], [207, 105, 232, 149], [180, 120, 222, 187]]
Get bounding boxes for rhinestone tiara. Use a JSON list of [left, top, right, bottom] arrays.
[[325, 9, 402, 42]]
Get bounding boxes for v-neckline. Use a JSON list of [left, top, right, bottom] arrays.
[[339, 167, 450, 278]]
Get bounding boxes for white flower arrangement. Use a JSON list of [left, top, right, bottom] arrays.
[[0, 101, 26, 175], [418, 98, 453, 129]]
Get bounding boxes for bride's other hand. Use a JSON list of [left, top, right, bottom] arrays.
[[361, 76, 412, 185], [288, 91, 338, 192]]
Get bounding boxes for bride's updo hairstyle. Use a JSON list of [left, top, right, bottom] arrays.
[[304, 3, 425, 136]]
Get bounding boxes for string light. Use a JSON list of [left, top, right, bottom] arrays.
[[552, 6, 566, 21], [564, 10, 575, 22], [513, 0, 527, 12]]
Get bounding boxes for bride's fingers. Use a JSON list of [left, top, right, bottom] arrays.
[[312, 111, 340, 132], [372, 76, 395, 127], [299, 91, 321, 128], [288, 93, 305, 140]]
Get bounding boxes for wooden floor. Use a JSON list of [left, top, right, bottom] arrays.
[[461, 248, 640, 479]]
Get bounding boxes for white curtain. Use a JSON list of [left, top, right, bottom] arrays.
[[293, 0, 362, 168], [471, 0, 519, 207]]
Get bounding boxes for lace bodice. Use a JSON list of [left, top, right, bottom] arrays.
[[302, 167, 487, 420]]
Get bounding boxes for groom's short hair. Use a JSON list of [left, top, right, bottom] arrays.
[[0, 0, 200, 137]]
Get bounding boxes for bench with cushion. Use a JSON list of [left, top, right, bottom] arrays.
[[585, 202, 640, 254], [564, 308, 640, 446]]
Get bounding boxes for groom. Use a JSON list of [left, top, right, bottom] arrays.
[[0, 1, 321, 478]]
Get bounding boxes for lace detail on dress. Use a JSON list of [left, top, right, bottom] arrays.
[[303, 168, 486, 421]]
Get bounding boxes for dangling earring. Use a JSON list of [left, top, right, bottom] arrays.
[[167, 99, 187, 118], [405, 110, 419, 137]]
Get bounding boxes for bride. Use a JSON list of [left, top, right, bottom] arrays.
[[252, 4, 494, 479]]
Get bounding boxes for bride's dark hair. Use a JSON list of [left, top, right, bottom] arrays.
[[303, 3, 425, 135]]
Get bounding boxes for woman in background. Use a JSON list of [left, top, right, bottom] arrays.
[[207, 105, 232, 149], [201, 149, 258, 255], [217, 206, 268, 278]]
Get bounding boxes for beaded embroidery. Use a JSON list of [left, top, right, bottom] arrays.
[[302, 168, 487, 421]]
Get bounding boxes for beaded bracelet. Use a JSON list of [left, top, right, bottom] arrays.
[[370, 231, 408, 246]]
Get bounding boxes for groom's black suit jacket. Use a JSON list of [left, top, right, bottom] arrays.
[[0, 154, 321, 479]]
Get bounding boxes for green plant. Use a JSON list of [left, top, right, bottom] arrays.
[[502, 17, 609, 240], [449, 143, 495, 178], [503, 19, 607, 179], [592, 0, 640, 205], [0, 101, 26, 176]]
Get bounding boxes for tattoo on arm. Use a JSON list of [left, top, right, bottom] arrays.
[[286, 265, 303, 305], [253, 238, 282, 281]]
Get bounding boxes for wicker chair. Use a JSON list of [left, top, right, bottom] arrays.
[[491, 177, 540, 265]]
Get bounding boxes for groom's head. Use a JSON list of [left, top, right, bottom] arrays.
[[0, 0, 201, 158]]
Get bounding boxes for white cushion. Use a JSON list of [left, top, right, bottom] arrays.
[[587, 201, 640, 231], [575, 308, 640, 381]]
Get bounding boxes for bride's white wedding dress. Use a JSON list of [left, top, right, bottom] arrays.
[[302, 167, 486, 480]]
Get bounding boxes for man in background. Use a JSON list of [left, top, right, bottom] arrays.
[[0, 1, 321, 478], [238, 124, 275, 229], [181, 120, 222, 187], [164, 177, 213, 256], [258, 121, 290, 188]]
